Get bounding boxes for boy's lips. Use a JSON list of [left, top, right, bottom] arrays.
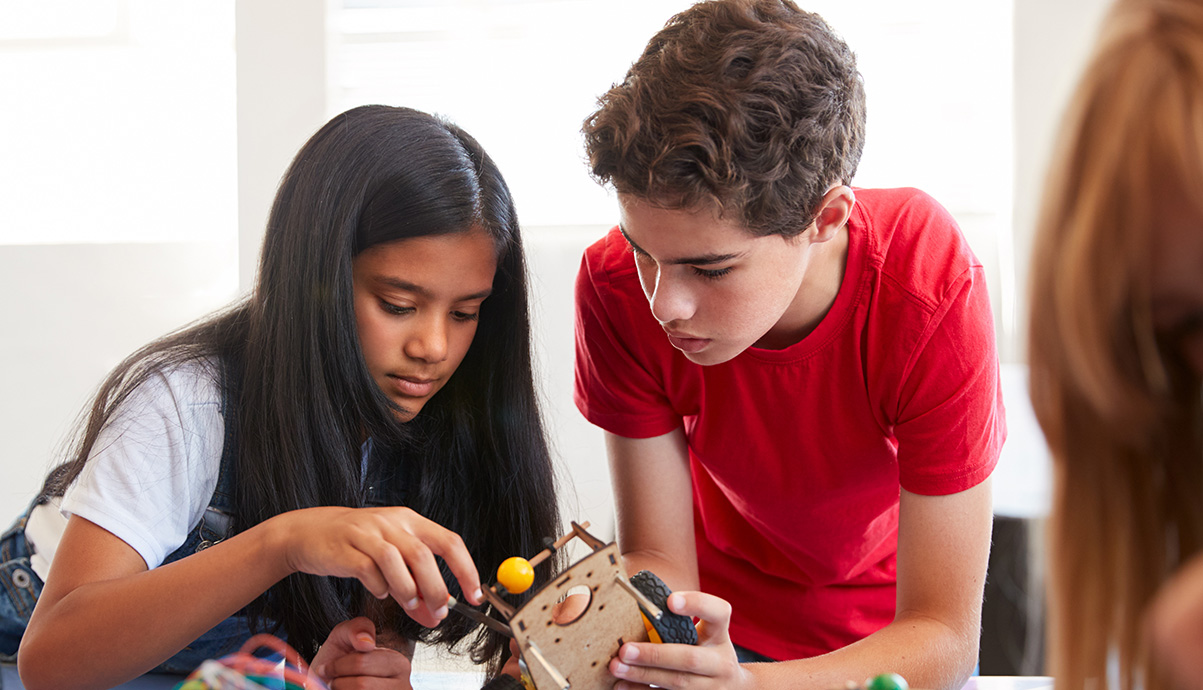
[[664, 330, 711, 353]]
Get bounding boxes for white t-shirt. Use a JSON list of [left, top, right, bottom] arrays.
[[25, 359, 225, 579]]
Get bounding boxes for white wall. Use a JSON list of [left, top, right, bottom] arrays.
[[1010, 0, 1112, 360], [0, 1, 241, 520], [0, 243, 236, 516], [1, 0, 1116, 544]]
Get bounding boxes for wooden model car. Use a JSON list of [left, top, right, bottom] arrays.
[[452, 521, 697, 690]]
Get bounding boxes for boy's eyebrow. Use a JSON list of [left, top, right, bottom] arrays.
[[377, 276, 492, 301], [618, 225, 744, 266]]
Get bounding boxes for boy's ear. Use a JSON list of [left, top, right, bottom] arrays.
[[811, 185, 856, 243]]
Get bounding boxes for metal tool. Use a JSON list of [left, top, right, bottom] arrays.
[[448, 596, 514, 638]]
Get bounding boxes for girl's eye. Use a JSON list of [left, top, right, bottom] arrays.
[[452, 311, 480, 322], [379, 299, 413, 316], [692, 266, 733, 280]]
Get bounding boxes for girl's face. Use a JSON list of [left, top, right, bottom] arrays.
[[352, 229, 498, 420]]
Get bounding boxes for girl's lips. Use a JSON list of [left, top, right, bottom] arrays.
[[666, 334, 711, 353], [388, 375, 436, 398]]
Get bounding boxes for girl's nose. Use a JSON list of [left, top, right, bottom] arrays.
[[404, 317, 449, 363]]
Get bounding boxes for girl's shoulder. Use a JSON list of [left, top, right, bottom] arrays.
[[63, 355, 229, 568], [124, 356, 226, 416]]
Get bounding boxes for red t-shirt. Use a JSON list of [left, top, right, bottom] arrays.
[[573, 187, 1005, 661]]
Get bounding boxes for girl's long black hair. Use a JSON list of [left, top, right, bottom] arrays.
[[41, 105, 560, 672]]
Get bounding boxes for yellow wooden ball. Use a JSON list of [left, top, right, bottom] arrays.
[[497, 556, 535, 594]]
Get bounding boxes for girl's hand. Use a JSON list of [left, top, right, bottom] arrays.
[[608, 591, 753, 690], [272, 506, 483, 628], [499, 636, 523, 680], [310, 617, 413, 690]]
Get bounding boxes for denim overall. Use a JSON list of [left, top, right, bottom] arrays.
[[0, 376, 256, 673]]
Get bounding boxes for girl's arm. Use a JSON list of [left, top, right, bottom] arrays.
[[18, 505, 483, 690]]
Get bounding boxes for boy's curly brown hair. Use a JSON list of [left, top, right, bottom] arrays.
[[583, 0, 865, 238]]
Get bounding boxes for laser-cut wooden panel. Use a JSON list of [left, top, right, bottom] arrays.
[[510, 543, 648, 690]]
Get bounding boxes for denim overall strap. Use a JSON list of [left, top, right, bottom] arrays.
[[362, 438, 410, 509], [150, 363, 259, 675], [0, 496, 47, 661]]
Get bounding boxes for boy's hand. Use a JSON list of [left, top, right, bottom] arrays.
[[608, 591, 753, 690], [311, 617, 413, 689]]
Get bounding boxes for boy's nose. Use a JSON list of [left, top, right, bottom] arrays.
[[649, 272, 696, 324]]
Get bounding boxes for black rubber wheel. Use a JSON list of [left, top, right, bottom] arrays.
[[481, 674, 526, 690], [630, 570, 698, 645]]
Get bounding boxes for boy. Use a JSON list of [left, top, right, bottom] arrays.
[[573, 1, 1005, 689]]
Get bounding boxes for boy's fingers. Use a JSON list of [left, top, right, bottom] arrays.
[[619, 640, 719, 675], [666, 591, 731, 645], [611, 641, 721, 688]]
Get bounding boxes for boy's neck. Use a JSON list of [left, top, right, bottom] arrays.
[[753, 224, 850, 350]]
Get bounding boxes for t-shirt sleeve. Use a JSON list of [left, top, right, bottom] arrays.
[[572, 239, 683, 439], [59, 361, 224, 569], [894, 265, 1006, 495]]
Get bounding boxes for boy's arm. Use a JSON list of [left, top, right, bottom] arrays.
[[605, 429, 699, 592], [784, 480, 994, 690], [609, 479, 993, 690]]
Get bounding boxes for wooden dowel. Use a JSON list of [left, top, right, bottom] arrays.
[[527, 520, 592, 569]]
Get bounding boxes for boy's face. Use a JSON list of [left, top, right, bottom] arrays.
[[618, 194, 845, 366]]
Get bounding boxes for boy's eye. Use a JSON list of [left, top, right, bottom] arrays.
[[692, 266, 733, 280]]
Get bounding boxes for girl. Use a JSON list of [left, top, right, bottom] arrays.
[[0, 104, 559, 690], [1028, 1, 1203, 689]]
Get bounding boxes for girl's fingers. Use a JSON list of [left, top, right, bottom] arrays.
[[392, 538, 449, 619], [311, 617, 379, 682], [418, 526, 483, 606], [552, 592, 591, 624], [324, 647, 412, 682], [331, 616, 377, 653], [379, 510, 482, 611], [342, 549, 392, 600], [355, 536, 421, 606]]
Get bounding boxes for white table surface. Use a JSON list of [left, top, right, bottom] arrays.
[[1, 664, 484, 689], [2, 664, 1053, 690]]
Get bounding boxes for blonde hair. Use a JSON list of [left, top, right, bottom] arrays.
[[1029, 1, 1203, 689]]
